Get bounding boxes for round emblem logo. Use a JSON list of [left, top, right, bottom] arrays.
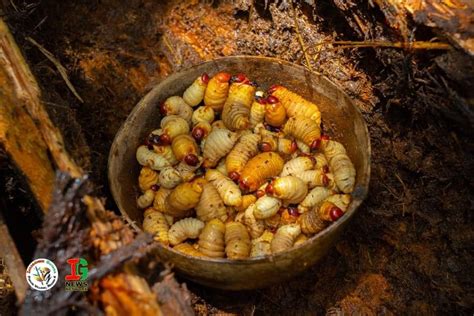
[[25, 258, 59, 291]]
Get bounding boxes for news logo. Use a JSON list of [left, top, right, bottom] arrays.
[[65, 258, 88, 292], [25, 258, 59, 291]]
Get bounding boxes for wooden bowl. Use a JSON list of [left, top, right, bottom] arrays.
[[108, 56, 370, 290]]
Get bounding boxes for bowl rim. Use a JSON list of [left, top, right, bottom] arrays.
[[108, 55, 371, 264]]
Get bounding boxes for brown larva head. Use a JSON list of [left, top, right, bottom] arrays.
[[260, 142, 273, 152], [256, 189, 265, 198], [215, 72, 232, 83], [230, 73, 247, 83], [201, 73, 210, 84], [255, 96, 267, 104], [323, 165, 330, 173], [228, 171, 240, 183], [266, 95, 279, 104], [191, 127, 206, 142], [290, 140, 298, 153], [150, 184, 159, 192], [322, 174, 330, 187], [264, 122, 281, 133], [159, 102, 168, 116], [239, 179, 250, 192], [265, 181, 275, 195], [159, 133, 171, 145], [329, 206, 344, 221], [310, 138, 321, 151], [184, 154, 200, 166], [268, 84, 283, 94], [312, 135, 330, 150], [149, 134, 161, 145], [287, 205, 300, 217]]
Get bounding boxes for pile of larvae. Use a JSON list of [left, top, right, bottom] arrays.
[[136, 72, 356, 259]]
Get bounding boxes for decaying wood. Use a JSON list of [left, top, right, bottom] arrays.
[[0, 18, 190, 315], [0, 210, 26, 303], [375, 0, 473, 55], [20, 173, 191, 315], [0, 19, 81, 211]]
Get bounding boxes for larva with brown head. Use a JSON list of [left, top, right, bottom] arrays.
[[267, 176, 308, 205], [268, 85, 321, 126], [137, 189, 155, 209], [239, 152, 284, 193], [318, 194, 351, 222], [225, 133, 260, 181], [222, 77, 256, 131], [158, 166, 183, 189], [203, 128, 239, 168], [205, 169, 242, 206], [204, 72, 231, 111], [321, 140, 356, 194], [138, 167, 159, 192], [270, 224, 301, 254], [196, 182, 228, 222], [264, 95, 287, 127], [142, 208, 169, 245], [283, 116, 321, 148], [225, 221, 251, 259], [198, 219, 226, 258], [183, 73, 209, 107], [165, 178, 207, 218], [191, 122, 212, 145], [168, 217, 205, 246], [171, 135, 200, 166], [160, 96, 193, 125], [294, 170, 329, 188], [280, 156, 315, 177]]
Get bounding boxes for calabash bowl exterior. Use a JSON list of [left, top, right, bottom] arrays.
[[108, 56, 371, 290]]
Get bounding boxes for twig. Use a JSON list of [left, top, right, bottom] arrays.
[[290, 1, 312, 70], [311, 40, 452, 51], [26, 37, 84, 103]]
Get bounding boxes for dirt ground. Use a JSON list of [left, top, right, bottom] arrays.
[[2, 0, 473, 314]]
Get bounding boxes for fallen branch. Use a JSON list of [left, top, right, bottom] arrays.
[[26, 37, 84, 103]]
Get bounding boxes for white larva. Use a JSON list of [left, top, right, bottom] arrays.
[[158, 167, 183, 189], [254, 196, 282, 219], [168, 218, 205, 246], [136, 145, 171, 170], [137, 189, 155, 209]]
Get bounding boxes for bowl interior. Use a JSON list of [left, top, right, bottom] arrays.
[[108, 56, 370, 289]]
